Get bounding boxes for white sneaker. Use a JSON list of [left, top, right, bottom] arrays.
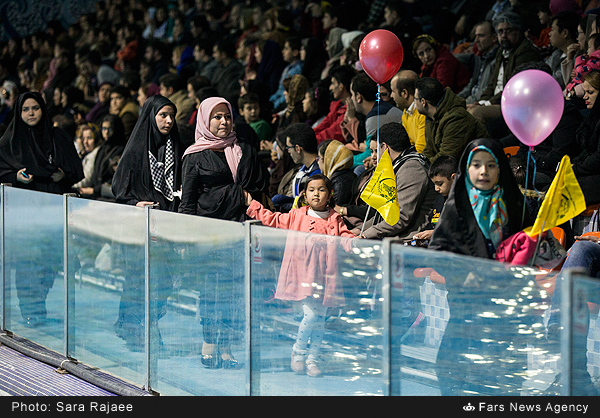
[[291, 349, 306, 373], [306, 360, 322, 377]]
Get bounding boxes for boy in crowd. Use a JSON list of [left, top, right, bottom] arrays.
[[412, 155, 457, 243], [238, 92, 272, 143], [270, 37, 304, 112]]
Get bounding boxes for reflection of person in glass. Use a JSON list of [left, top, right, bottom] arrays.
[[0, 92, 83, 325], [428, 139, 532, 395], [111, 95, 183, 351], [245, 175, 356, 377], [549, 236, 600, 396], [179, 97, 269, 369]]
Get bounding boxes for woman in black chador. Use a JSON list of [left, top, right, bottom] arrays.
[[0, 91, 83, 192], [428, 138, 533, 395], [0, 91, 83, 326], [111, 95, 183, 351], [112, 95, 183, 211]]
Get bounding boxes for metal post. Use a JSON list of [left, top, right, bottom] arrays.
[[63, 194, 69, 356], [0, 184, 5, 331], [245, 220, 260, 396], [560, 268, 575, 396], [381, 238, 393, 396], [144, 205, 152, 392], [63, 193, 76, 357]]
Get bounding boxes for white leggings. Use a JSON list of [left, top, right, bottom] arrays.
[[293, 297, 328, 361]]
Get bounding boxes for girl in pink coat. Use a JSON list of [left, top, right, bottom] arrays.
[[244, 174, 356, 377]]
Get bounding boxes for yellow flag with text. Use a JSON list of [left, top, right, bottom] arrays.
[[524, 155, 586, 237], [360, 149, 400, 225]]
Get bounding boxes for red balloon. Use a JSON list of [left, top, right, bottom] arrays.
[[359, 30, 404, 84]]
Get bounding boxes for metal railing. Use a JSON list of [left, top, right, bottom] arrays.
[[0, 184, 597, 396]]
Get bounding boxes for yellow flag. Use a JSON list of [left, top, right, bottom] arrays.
[[360, 149, 400, 225], [524, 155, 586, 237]]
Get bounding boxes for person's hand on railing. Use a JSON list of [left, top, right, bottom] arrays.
[[136, 201, 157, 208]]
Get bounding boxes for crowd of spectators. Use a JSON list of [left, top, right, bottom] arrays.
[[0, 0, 598, 226], [5, 0, 600, 391]]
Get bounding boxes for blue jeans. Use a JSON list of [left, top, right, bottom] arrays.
[[552, 241, 600, 320]]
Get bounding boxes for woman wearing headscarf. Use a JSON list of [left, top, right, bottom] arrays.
[[317, 139, 356, 206], [79, 114, 127, 201], [73, 123, 102, 191], [179, 97, 269, 369], [571, 70, 600, 204], [0, 91, 84, 193], [430, 138, 531, 258], [112, 95, 183, 211], [428, 138, 533, 395], [275, 74, 309, 134], [412, 34, 471, 94], [111, 95, 183, 351], [0, 91, 83, 326], [179, 96, 269, 220], [85, 81, 113, 125], [321, 27, 348, 80], [255, 39, 286, 96]]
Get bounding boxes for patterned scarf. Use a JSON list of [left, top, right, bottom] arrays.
[[148, 136, 174, 201], [465, 145, 507, 249]]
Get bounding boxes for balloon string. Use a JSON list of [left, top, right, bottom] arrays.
[[522, 147, 531, 228], [521, 146, 541, 228], [376, 83, 380, 162], [529, 150, 541, 198]]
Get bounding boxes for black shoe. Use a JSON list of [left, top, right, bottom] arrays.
[[221, 357, 239, 369], [201, 354, 222, 369]]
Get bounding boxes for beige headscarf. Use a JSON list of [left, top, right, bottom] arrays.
[[321, 140, 353, 178]]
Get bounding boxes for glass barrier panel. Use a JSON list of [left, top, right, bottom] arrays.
[[147, 210, 247, 396], [3, 187, 64, 352], [67, 197, 146, 387], [390, 244, 556, 396], [558, 269, 600, 396], [249, 225, 385, 395]]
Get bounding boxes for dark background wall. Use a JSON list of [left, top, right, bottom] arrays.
[[0, 0, 97, 40]]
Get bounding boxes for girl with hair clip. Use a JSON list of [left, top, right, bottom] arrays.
[[244, 174, 356, 377]]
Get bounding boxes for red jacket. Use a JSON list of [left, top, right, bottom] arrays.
[[314, 100, 347, 144], [420, 45, 471, 94], [247, 200, 355, 307]]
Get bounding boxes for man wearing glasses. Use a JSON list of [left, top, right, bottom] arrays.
[[467, 12, 541, 132]]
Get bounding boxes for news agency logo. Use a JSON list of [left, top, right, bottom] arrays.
[[463, 403, 475, 412]]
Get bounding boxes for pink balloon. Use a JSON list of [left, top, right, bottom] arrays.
[[359, 30, 404, 84], [501, 69, 564, 147]]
